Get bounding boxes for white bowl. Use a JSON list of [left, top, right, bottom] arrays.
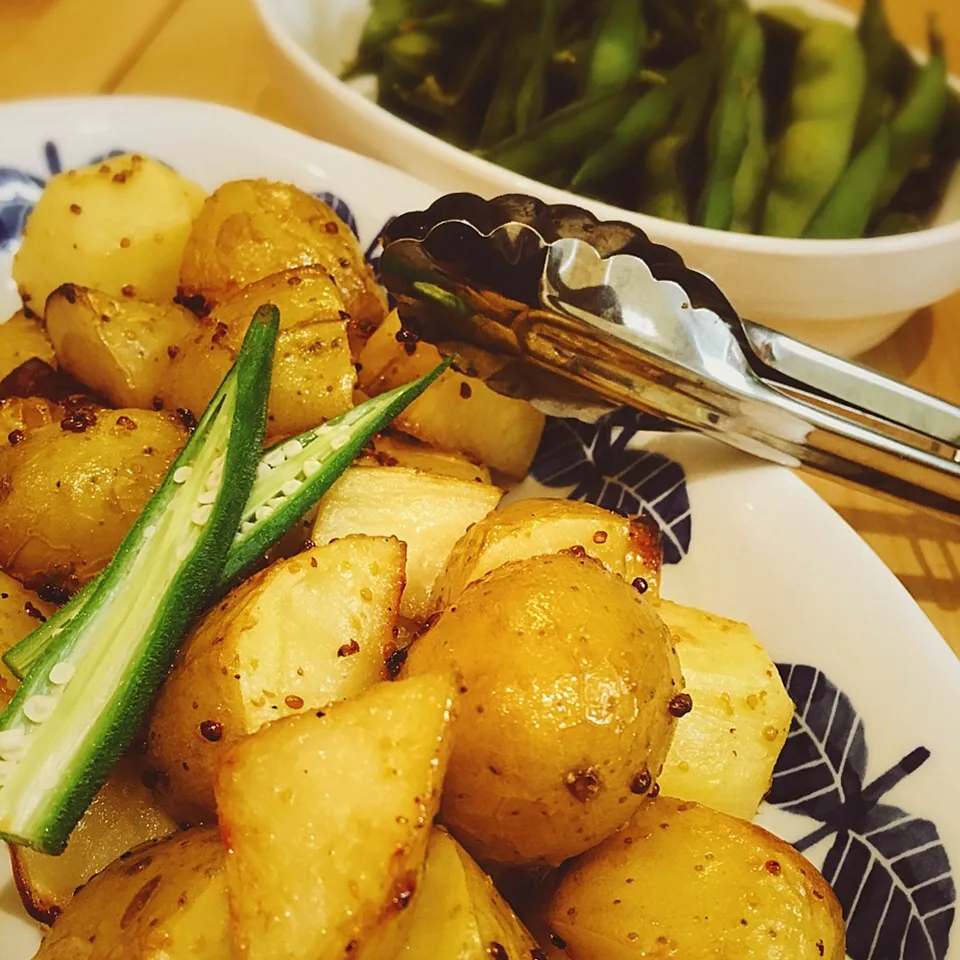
[[253, 0, 960, 357], [1, 97, 959, 960]]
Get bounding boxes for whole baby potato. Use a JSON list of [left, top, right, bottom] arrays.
[[402, 553, 683, 866], [0, 407, 187, 596]]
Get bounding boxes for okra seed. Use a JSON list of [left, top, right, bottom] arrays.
[[268, 496, 286, 510], [256, 462, 273, 480], [282, 479, 302, 497], [255, 505, 274, 523], [0, 758, 17, 783], [303, 458, 321, 477], [23, 695, 57, 724], [192, 505, 213, 526], [264, 449, 286, 468], [330, 434, 349, 451], [282, 439, 304, 458], [240, 520, 256, 535], [142, 524, 156, 540], [173, 466, 193, 484], [0, 728, 27, 756], [48, 662, 76, 686], [197, 489, 217, 505]]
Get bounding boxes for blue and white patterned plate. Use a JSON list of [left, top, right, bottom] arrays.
[[0, 98, 957, 960]]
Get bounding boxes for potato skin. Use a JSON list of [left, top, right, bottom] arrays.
[[0, 408, 187, 595], [545, 797, 845, 960], [14, 153, 205, 316], [402, 553, 682, 866], [178, 179, 386, 347], [0, 310, 55, 380]]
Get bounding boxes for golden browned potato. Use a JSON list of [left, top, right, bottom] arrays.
[[402, 553, 682, 866], [44, 284, 198, 409], [0, 310, 55, 379], [544, 797, 845, 960], [312, 465, 503, 620], [10, 756, 178, 924], [401, 827, 541, 960], [178, 178, 386, 347], [0, 407, 187, 595], [433, 498, 661, 612], [34, 826, 229, 959], [14, 154, 206, 316], [0, 398, 63, 445], [0, 570, 55, 710], [362, 432, 493, 484], [162, 266, 356, 438], [146, 536, 407, 822], [358, 312, 545, 478], [655, 600, 794, 820], [214, 674, 457, 960]]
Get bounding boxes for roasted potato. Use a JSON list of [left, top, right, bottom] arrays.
[[14, 154, 206, 316], [162, 266, 356, 438], [312, 465, 503, 620], [358, 312, 545, 478], [401, 827, 540, 960], [214, 674, 457, 960], [0, 570, 55, 710], [433, 497, 661, 612], [0, 310, 55, 379], [0, 397, 63, 445], [0, 358, 88, 404], [0, 407, 187, 595], [45, 284, 198, 409], [362, 432, 493, 484], [544, 797, 845, 960], [402, 553, 683, 866], [178, 178, 386, 347], [655, 600, 794, 820], [34, 826, 228, 959], [146, 536, 407, 822], [10, 756, 178, 924]]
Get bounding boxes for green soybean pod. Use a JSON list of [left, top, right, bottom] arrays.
[[854, 0, 897, 149], [873, 16, 949, 213], [515, 0, 558, 135], [584, 0, 647, 96], [696, 7, 765, 231], [570, 56, 699, 190], [805, 125, 892, 238], [761, 20, 867, 238], [729, 86, 769, 234]]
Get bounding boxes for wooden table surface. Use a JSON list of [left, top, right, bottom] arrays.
[[1, 0, 959, 652]]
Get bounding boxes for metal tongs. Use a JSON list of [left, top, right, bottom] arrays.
[[378, 193, 960, 519]]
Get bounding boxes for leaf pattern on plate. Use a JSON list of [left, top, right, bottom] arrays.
[[530, 406, 691, 563], [770, 663, 955, 960]]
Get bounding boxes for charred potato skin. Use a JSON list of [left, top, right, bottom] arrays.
[[402, 553, 683, 867], [0, 407, 187, 596]]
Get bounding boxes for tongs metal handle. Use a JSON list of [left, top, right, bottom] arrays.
[[379, 193, 960, 519]]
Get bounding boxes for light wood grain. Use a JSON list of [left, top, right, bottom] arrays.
[[0, 0, 958, 653]]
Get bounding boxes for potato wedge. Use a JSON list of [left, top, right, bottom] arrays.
[[178, 179, 386, 346], [312, 465, 502, 620], [44, 285, 198, 409], [10, 756, 178, 924], [0, 570, 55, 710], [146, 535, 407, 822], [362, 432, 492, 484], [14, 153, 206, 316], [34, 826, 228, 959], [655, 600, 794, 820], [403, 553, 682, 867], [358, 312, 545, 478], [0, 407, 187, 595], [214, 674, 457, 960], [0, 310, 55, 379], [433, 497, 661, 612], [401, 827, 540, 960], [544, 797, 844, 960], [162, 266, 356, 438]]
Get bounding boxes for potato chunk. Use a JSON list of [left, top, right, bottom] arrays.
[[14, 153, 206, 315], [10, 756, 178, 924], [0, 570, 55, 710], [0, 408, 187, 595], [146, 536, 407, 822], [433, 497, 661, 612], [178, 179, 386, 346], [358, 312, 545, 478], [403, 553, 682, 866], [362, 432, 492, 484], [655, 600, 794, 820], [45, 285, 198, 408], [0, 310, 55, 379], [214, 674, 456, 960], [312, 465, 502, 620], [35, 826, 229, 959], [544, 797, 844, 960]]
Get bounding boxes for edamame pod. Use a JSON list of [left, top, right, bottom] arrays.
[[762, 20, 867, 238], [516, 0, 557, 134], [730, 85, 769, 234], [854, 0, 897, 149], [584, 0, 647, 96]]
